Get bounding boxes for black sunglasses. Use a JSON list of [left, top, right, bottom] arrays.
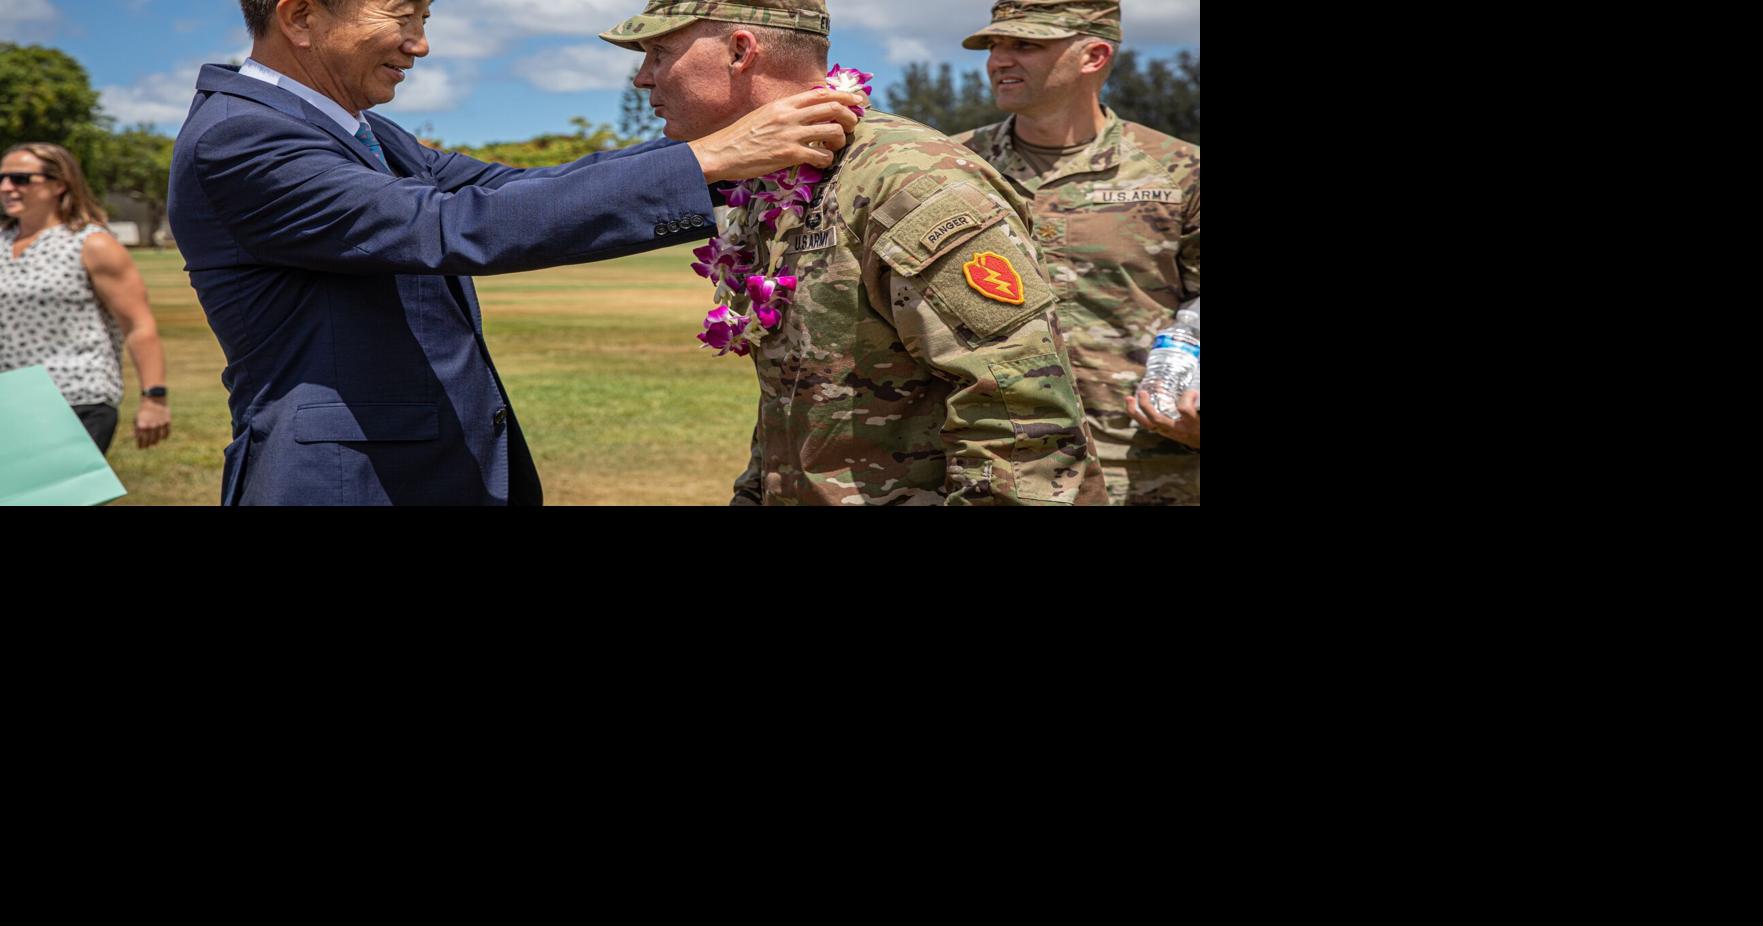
[[0, 173, 51, 186]]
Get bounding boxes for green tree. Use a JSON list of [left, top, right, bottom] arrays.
[[878, 50, 1201, 144], [88, 124, 175, 244], [0, 42, 110, 175], [882, 62, 1003, 136], [444, 117, 631, 168], [618, 65, 662, 142], [1103, 50, 1200, 145]]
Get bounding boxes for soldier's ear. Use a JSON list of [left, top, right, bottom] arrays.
[[729, 29, 758, 72], [1080, 39, 1115, 75]]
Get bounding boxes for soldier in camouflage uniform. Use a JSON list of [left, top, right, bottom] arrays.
[[603, 0, 1108, 505], [953, 0, 1202, 506]]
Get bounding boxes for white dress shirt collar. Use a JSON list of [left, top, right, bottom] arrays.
[[239, 57, 367, 137]]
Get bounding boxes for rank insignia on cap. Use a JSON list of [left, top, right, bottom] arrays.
[[963, 251, 1027, 305]]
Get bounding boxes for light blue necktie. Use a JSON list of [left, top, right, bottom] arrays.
[[354, 121, 387, 169]]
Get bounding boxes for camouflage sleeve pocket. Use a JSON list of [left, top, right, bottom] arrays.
[[987, 352, 1090, 505], [878, 196, 1058, 342], [908, 223, 1058, 341]]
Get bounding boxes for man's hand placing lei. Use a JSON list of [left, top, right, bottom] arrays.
[[693, 66, 873, 357]]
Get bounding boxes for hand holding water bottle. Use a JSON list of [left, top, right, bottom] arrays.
[[1128, 385, 1200, 450], [1128, 299, 1200, 450]]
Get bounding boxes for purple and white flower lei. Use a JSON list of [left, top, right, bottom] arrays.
[[692, 65, 873, 356]]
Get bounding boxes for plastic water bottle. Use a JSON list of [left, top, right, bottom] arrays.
[[1140, 301, 1200, 420]]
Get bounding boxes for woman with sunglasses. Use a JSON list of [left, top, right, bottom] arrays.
[[2, 142, 170, 454]]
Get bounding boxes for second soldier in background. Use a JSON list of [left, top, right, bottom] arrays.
[[953, 0, 1201, 506]]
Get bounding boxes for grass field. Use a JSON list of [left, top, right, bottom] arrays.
[[108, 246, 759, 505]]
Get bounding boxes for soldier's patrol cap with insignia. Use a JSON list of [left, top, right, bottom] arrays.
[[600, 0, 831, 52], [961, 0, 1123, 50]]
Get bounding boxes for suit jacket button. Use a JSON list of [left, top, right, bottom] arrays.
[[690, 214, 706, 228], [668, 220, 681, 233], [494, 407, 508, 427], [655, 223, 667, 237]]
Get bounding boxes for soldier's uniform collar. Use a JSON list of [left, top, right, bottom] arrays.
[[797, 143, 848, 234], [988, 105, 1124, 189]]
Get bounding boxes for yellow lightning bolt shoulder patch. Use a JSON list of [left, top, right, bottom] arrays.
[[962, 251, 1028, 305]]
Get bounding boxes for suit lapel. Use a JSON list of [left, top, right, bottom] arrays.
[[309, 104, 390, 175]]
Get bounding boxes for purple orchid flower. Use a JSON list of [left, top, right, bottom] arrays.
[[758, 166, 824, 230], [690, 236, 756, 289], [745, 274, 777, 305], [745, 273, 797, 330], [826, 64, 875, 117], [724, 180, 762, 210], [698, 305, 751, 354], [762, 187, 814, 229]]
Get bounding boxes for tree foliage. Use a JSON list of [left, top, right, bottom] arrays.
[[88, 125, 175, 239], [0, 42, 111, 183], [1103, 50, 1200, 145], [879, 50, 1201, 144], [427, 67, 658, 166], [881, 62, 1003, 136], [438, 117, 640, 167]]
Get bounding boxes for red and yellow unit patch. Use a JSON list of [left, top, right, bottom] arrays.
[[962, 251, 1027, 305]]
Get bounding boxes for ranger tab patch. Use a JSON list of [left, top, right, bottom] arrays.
[[963, 251, 1027, 305], [924, 213, 976, 250]]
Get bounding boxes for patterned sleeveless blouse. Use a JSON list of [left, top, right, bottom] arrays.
[[0, 223, 125, 407]]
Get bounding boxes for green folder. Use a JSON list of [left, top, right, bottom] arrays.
[[0, 366, 128, 506]]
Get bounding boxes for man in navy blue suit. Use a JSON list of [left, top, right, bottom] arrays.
[[169, 0, 859, 505]]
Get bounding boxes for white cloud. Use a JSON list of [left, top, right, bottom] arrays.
[[97, 43, 251, 132], [422, 13, 516, 60], [413, 0, 638, 96], [423, 0, 633, 59], [884, 38, 934, 66], [513, 44, 632, 92], [0, 0, 61, 42], [1125, 1, 1203, 46], [100, 66, 201, 127], [461, 0, 635, 34], [378, 63, 467, 113]]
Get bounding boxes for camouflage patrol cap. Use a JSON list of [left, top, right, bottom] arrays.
[[961, 0, 1122, 50], [600, 0, 831, 52]]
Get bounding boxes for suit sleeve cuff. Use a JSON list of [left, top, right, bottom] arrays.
[[643, 141, 719, 243]]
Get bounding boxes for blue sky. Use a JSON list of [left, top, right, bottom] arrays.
[[5, 0, 1199, 147]]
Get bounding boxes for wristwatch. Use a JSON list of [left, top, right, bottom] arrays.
[[142, 386, 168, 398]]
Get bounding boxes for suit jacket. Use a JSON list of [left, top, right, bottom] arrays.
[[168, 64, 715, 505]]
